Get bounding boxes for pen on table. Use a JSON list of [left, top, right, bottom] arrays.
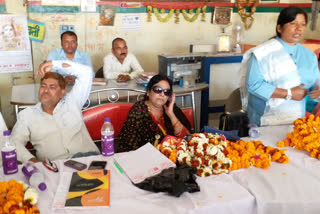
[[113, 160, 124, 174]]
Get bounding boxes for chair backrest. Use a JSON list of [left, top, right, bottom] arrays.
[[82, 88, 196, 140], [82, 103, 134, 141], [83, 103, 195, 141], [181, 108, 194, 129], [95, 67, 104, 78], [83, 88, 145, 110]]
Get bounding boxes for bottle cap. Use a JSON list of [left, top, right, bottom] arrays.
[[104, 117, 111, 122], [3, 130, 10, 136], [38, 183, 47, 191]]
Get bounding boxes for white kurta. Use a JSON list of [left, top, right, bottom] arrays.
[[12, 61, 99, 163]]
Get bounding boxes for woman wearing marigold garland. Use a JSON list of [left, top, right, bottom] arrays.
[[117, 75, 191, 152], [240, 6, 320, 126]]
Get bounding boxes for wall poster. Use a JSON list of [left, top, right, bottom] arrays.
[[0, 15, 33, 73]]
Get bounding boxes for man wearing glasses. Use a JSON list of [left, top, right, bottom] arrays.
[[103, 37, 144, 82]]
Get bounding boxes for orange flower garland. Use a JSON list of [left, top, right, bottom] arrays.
[[0, 180, 40, 214], [226, 139, 289, 171], [277, 115, 320, 159], [157, 133, 289, 176]]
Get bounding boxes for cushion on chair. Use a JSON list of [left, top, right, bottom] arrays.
[[82, 103, 134, 141], [181, 108, 194, 129]]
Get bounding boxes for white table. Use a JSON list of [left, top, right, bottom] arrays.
[[2, 125, 320, 214], [1, 155, 254, 214]]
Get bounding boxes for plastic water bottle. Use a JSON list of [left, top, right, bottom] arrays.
[[248, 124, 260, 138], [1, 130, 18, 175], [101, 117, 114, 156], [22, 162, 47, 191]]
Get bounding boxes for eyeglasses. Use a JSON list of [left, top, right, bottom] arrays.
[[152, 86, 172, 96]]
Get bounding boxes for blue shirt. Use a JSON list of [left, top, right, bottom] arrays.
[[246, 37, 320, 125], [47, 48, 94, 77]]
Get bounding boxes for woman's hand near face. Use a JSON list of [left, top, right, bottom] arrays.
[[164, 93, 175, 118], [291, 84, 308, 101]]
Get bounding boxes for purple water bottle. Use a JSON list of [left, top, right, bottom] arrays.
[[101, 117, 114, 156], [22, 162, 47, 191], [1, 130, 18, 175]]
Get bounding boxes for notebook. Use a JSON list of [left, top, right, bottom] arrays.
[[65, 169, 110, 207], [114, 143, 176, 184]]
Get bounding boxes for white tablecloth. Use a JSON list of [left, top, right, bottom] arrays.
[[1, 125, 320, 214]]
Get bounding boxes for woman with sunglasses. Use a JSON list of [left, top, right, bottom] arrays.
[[117, 75, 192, 152]]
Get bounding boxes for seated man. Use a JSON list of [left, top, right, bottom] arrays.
[[12, 61, 100, 163], [47, 31, 94, 84], [103, 37, 144, 82]]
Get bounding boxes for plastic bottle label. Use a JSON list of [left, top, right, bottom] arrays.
[[101, 134, 114, 156], [22, 162, 38, 179], [1, 148, 18, 175]]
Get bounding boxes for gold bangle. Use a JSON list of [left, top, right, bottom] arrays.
[[173, 120, 179, 128]]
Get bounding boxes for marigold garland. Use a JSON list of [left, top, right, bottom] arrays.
[[157, 133, 231, 177], [227, 139, 289, 171], [0, 180, 40, 214], [153, 7, 174, 23], [147, 5, 152, 22], [201, 6, 207, 22], [175, 9, 180, 24], [157, 133, 289, 177], [147, 5, 207, 23], [277, 115, 320, 159], [181, 8, 201, 22]]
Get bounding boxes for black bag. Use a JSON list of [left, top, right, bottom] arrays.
[[219, 111, 249, 137]]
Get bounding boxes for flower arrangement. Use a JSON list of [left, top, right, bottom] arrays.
[[0, 180, 40, 214], [157, 133, 289, 176], [157, 133, 232, 177], [227, 139, 289, 171], [277, 115, 320, 159]]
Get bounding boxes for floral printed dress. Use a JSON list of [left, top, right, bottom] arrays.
[[117, 100, 191, 153]]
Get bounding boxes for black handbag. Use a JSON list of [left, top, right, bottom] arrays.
[[219, 111, 249, 137]]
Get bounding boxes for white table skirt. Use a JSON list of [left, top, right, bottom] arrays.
[[1, 125, 320, 214]]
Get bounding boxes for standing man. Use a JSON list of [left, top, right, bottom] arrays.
[[47, 31, 94, 84], [103, 37, 144, 82], [12, 61, 100, 163]]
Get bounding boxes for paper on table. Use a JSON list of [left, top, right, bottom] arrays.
[[92, 78, 107, 86], [114, 143, 176, 184], [52, 172, 72, 209]]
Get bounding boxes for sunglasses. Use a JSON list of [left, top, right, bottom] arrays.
[[152, 86, 172, 96]]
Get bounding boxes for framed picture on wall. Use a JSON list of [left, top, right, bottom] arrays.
[[213, 7, 232, 25], [259, 0, 279, 3]]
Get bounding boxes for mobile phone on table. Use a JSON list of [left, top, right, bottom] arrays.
[[88, 161, 107, 170], [64, 160, 87, 171]]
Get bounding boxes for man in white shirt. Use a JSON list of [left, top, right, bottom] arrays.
[[103, 38, 144, 82], [12, 61, 99, 163]]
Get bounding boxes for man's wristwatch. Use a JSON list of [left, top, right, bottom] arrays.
[[285, 89, 292, 100]]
